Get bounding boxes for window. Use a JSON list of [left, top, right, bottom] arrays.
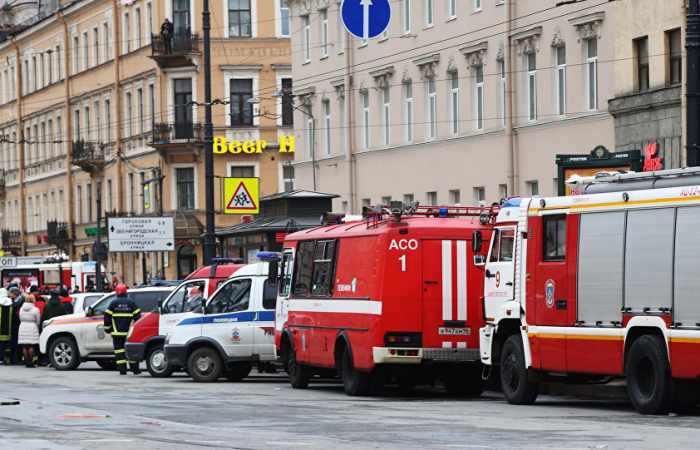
[[137, 87, 144, 138], [427, 78, 437, 140], [46, 51, 52, 85], [311, 240, 337, 296], [424, 0, 434, 27], [262, 279, 278, 310], [586, 38, 598, 110], [556, 46, 566, 116], [135, 7, 142, 48], [668, 29, 682, 86], [282, 164, 294, 191], [93, 27, 100, 65], [173, 0, 190, 35], [146, 2, 153, 44], [123, 12, 130, 53], [403, 193, 414, 204], [279, 251, 294, 297], [448, 0, 456, 17], [403, 0, 412, 34], [208, 279, 252, 314], [128, 173, 134, 213], [164, 280, 207, 314], [106, 179, 113, 212], [490, 228, 515, 262], [499, 60, 506, 127], [39, 53, 44, 88], [104, 99, 111, 142], [279, 0, 290, 37], [339, 94, 346, 152], [404, 81, 413, 143], [361, 91, 369, 149], [475, 65, 484, 130], [526, 180, 539, 196], [140, 171, 146, 213], [292, 241, 315, 296], [320, 9, 329, 57], [125, 92, 133, 137], [426, 191, 437, 205], [230, 79, 253, 126], [87, 182, 93, 222], [72, 34, 80, 72], [280, 78, 294, 127], [381, 196, 392, 205], [175, 167, 195, 210], [305, 112, 314, 157], [527, 52, 537, 121], [543, 215, 566, 261], [450, 72, 459, 135], [228, 0, 252, 37], [94, 100, 101, 142], [449, 189, 461, 205], [635, 36, 649, 92], [56, 116, 62, 153], [31, 56, 37, 91], [323, 99, 331, 155], [149, 83, 155, 126], [302, 15, 311, 62], [473, 187, 485, 203], [103, 23, 111, 60], [382, 86, 391, 145], [47, 118, 53, 157], [230, 165, 255, 177], [474, 0, 481, 12]]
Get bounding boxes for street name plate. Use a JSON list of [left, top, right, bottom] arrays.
[[108, 217, 175, 252]]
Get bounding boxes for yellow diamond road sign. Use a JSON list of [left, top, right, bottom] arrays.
[[224, 177, 260, 215]]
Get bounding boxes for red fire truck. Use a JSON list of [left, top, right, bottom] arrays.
[[275, 205, 496, 396], [479, 168, 700, 414]]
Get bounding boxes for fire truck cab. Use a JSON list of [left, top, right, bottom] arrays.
[[480, 168, 700, 414], [276, 205, 496, 396]]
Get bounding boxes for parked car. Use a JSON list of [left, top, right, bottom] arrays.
[[40, 286, 175, 371]]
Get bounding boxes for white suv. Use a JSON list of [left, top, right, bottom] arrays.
[[40, 287, 174, 370]]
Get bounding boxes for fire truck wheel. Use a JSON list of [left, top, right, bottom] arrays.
[[287, 346, 310, 389], [500, 335, 538, 405], [443, 365, 484, 398], [625, 334, 673, 414], [187, 347, 223, 382], [225, 363, 252, 382], [146, 345, 174, 378], [341, 348, 370, 396], [49, 336, 81, 371]]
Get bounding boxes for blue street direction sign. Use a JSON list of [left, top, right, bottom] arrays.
[[341, 0, 392, 41]]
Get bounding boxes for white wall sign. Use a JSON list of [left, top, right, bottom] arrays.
[[108, 217, 175, 252]]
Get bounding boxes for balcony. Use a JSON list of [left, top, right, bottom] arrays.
[[150, 122, 204, 159], [72, 140, 107, 174], [47, 221, 73, 253], [150, 32, 200, 69], [0, 169, 5, 198], [1, 229, 22, 254]]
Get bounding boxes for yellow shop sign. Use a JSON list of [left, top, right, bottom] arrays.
[[213, 135, 295, 155]]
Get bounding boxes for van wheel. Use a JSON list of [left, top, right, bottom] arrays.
[[341, 348, 370, 396], [500, 335, 538, 405], [146, 344, 174, 378], [187, 347, 223, 382], [226, 363, 252, 382], [287, 345, 310, 389], [49, 337, 80, 371], [444, 364, 484, 398], [626, 335, 673, 414]]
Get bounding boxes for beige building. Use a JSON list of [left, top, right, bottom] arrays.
[[0, 0, 293, 284], [288, 0, 623, 210]]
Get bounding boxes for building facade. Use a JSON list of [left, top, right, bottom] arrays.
[[0, 0, 293, 284], [609, 0, 686, 169]]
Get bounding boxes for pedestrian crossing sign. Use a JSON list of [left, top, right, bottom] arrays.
[[224, 177, 260, 214]]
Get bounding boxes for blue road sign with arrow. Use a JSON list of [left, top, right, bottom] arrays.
[[341, 0, 392, 41]]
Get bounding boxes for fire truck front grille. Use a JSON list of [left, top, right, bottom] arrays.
[[423, 348, 480, 362]]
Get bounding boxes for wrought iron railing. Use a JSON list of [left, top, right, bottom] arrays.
[[151, 122, 204, 144], [151, 31, 199, 57]]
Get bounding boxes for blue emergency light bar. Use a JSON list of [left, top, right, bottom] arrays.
[[257, 252, 282, 262]]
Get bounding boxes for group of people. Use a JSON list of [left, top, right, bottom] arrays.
[[0, 286, 73, 367]]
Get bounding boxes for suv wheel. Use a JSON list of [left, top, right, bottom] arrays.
[[187, 347, 223, 382], [49, 337, 80, 371], [146, 344, 174, 378]]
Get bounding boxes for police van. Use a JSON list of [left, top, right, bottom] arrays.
[[163, 262, 278, 382]]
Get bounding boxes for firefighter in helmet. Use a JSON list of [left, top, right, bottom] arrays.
[[104, 284, 142, 375]]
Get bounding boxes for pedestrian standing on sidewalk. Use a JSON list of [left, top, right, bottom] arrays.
[[17, 296, 41, 368], [0, 289, 13, 365], [8, 286, 25, 365]]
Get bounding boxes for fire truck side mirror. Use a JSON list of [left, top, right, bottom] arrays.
[[472, 231, 483, 254]]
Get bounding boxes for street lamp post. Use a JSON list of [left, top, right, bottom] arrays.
[[202, 0, 216, 265], [687, 0, 700, 167]]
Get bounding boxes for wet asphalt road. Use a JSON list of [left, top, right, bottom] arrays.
[[0, 363, 698, 450]]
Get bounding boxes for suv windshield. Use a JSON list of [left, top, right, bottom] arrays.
[[90, 290, 171, 315]]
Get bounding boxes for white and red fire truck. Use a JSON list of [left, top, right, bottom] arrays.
[[275, 205, 496, 396], [479, 168, 700, 414], [0, 257, 103, 293]]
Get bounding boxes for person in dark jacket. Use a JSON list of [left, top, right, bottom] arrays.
[[160, 18, 174, 53], [104, 284, 141, 375], [42, 290, 72, 323], [0, 289, 13, 365], [8, 286, 24, 364]]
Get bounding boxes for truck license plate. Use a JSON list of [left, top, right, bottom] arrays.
[[438, 327, 471, 336]]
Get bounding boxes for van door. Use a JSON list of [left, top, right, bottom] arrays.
[[275, 249, 294, 335], [203, 278, 254, 359], [84, 295, 114, 353], [253, 277, 277, 359], [484, 227, 516, 321], [160, 280, 208, 336]]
